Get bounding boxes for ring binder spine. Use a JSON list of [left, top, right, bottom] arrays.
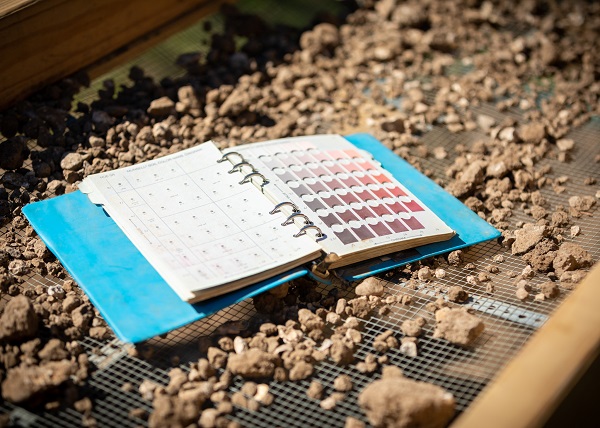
[[294, 224, 324, 238], [269, 202, 299, 214], [270, 202, 325, 239], [218, 151, 268, 189], [217, 152, 244, 163], [228, 161, 255, 174], [281, 212, 312, 226], [239, 172, 269, 187], [220, 151, 325, 240]]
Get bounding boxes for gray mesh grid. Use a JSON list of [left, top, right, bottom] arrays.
[[1, 2, 600, 427]]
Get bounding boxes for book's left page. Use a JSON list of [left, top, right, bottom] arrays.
[[79, 141, 322, 303]]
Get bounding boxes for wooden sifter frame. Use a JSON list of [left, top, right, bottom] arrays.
[[0, 0, 231, 110], [454, 262, 600, 428]]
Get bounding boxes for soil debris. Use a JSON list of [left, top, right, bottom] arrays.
[[0, 295, 38, 341], [354, 277, 386, 297], [433, 308, 485, 347], [358, 368, 455, 428], [226, 348, 280, 379], [447, 286, 469, 303]]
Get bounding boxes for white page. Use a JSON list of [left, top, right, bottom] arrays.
[[79, 141, 321, 301], [232, 135, 454, 258]]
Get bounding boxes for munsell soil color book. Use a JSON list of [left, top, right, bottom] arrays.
[[24, 134, 499, 342]]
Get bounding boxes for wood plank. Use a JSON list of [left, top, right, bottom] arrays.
[[453, 262, 600, 428], [0, 0, 228, 111], [0, 0, 38, 17]]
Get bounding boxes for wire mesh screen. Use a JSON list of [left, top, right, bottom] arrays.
[[3, 118, 594, 428], [1, 1, 599, 427]]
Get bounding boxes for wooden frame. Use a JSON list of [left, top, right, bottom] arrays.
[[0, 0, 230, 111], [454, 262, 600, 428]]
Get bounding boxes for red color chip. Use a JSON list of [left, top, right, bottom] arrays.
[[386, 219, 408, 233], [341, 177, 362, 187], [353, 206, 376, 219], [339, 193, 360, 204], [312, 152, 330, 162], [348, 162, 366, 171], [322, 195, 344, 208], [328, 150, 348, 160], [337, 209, 359, 222], [335, 229, 358, 244], [311, 166, 329, 176], [326, 164, 345, 175], [386, 202, 408, 213], [373, 188, 393, 199], [387, 186, 407, 197], [403, 200, 425, 212], [374, 174, 392, 184], [370, 204, 393, 216], [343, 163, 361, 172], [370, 222, 394, 236], [352, 225, 375, 240], [404, 216, 424, 230], [359, 175, 377, 186], [325, 178, 345, 191], [343, 149, 362, 158]]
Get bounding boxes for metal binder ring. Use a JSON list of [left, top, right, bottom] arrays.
[[239, 172, 269, 187], [281, 212, 312, 226], [228, 161, 255, 174], [217, 152, 244, 163], [294, 225, 324, 238], [269, 202, 300, 215]]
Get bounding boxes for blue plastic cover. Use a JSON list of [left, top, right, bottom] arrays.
[[22, 134, 499, 342], [22, 191, 307, 343]]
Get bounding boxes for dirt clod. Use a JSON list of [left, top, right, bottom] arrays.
[[0, 295, 38, 342], [512, 225, 548, 255], [447, 286, 469, 303], [433, 308, 485, 347], [2, 360, 73, 403], [355, 277, 385, 297], [447, 251, 463, 266], [540, 281, 560, 299], [358, 373, 455, 428], [226, 348, 280, 379], [400, 318, 425, 337], [334, 374, 353, 392], [307, 380, 324, 400]]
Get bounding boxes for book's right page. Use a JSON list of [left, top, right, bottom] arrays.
[[337, 133, 501, 280], [233, 135, 454, 268]]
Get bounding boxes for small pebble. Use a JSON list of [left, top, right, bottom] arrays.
[[334, 374, 353, 392], [516, 288, 529, 300], [306, 380, 324, 400]]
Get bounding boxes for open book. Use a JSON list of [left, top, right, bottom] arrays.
[[78, 135, 454, 303]]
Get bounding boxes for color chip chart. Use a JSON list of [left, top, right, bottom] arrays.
[[234, 135, 450, 254]]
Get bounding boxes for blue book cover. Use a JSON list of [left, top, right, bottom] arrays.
[[23, 134, 499, 343]]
